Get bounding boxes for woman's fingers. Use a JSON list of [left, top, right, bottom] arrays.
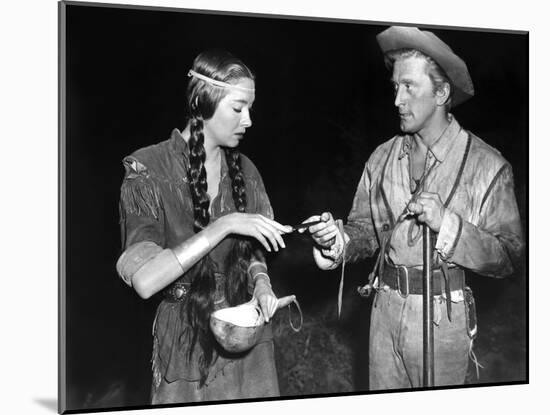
[[230, 213, 287, 252], [251, 229, 272, 252], [259, 297, 268, 321], [255, 221, 285, 251], [259, 215, 293, 234], [259, 295, 275, 323], [262, 221, 287, 249], [251, 214, 291, 251], [269, 298, 277, 318], [259, 293, 288, 323], [268, 297, 278, 319]]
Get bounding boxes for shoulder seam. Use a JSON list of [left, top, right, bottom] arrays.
[[480, 163, 510, 213]]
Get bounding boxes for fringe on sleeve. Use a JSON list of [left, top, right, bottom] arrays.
[[120, 157, 162, 220]]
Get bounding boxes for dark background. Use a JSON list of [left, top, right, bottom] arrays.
[[62, 2, 528, 411]]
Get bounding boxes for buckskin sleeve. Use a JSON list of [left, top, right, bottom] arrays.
[[344, 163, 380, 263], [435, 164, 524, 277], [117, 156, 167, 285]]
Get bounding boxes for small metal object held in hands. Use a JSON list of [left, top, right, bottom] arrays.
[[290, 220, 324, 232]]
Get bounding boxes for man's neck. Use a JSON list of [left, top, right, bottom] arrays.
[[414, 113, 451, 149]]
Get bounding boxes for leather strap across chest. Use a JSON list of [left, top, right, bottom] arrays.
[[369, 133, 473, 320]]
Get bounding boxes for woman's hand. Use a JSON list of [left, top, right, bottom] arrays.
[[252, 279, 278, 323], [298, 212, 339, 248], [216, 213, 292, 252]]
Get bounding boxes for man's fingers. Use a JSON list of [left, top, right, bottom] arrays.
[[408, 202, 423, 214], [418, 192, 442, 204], [423, 191, 439, 199], [296, 215, 321, 233], [320, 212, 333, 222], [301, 215, 321, 225], [312, 223, 336, 237], [318, 229, 338, 244]]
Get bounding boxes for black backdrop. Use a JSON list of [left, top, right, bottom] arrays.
[[63, 2, 527, 410]]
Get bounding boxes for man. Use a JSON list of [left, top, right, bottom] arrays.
[[305, 26, 524, 389]]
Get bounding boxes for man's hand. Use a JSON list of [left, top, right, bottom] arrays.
[[298, 212, 339, 248], [407, 191, 446, 232]]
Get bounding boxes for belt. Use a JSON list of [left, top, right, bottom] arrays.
[[163, 272, 225, 302], [381, 263, 465, 297]]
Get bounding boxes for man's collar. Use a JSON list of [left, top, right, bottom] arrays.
[[428, 114, 461, 162], [399, 114, 461, 162]]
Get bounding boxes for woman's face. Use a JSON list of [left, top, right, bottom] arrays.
[[203, 78, 255, 149]]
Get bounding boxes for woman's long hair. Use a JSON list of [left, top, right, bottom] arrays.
[[183, 50, 256, 385]]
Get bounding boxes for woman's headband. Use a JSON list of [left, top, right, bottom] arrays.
[[187, 70, 255, 93]]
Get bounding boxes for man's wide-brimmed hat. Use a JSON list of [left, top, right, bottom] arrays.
[[377, 26, 474, 107]]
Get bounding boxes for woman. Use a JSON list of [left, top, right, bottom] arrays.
[[116, 50, 292, 403]]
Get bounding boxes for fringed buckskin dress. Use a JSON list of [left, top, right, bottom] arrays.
[[117, 129, 279, 403]]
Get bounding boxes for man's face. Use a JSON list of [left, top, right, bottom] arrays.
[[391, 56, 439, 135]]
